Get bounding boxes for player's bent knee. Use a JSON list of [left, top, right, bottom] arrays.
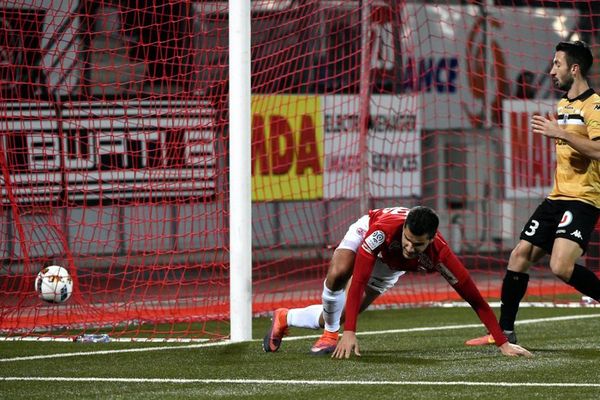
[[549, 261, 573, 282], [508, 242, 541, 272], [325, 265, 352, 290], [326, 251, 355, 289]]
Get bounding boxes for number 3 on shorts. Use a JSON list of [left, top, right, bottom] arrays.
[[524, 219, 539, 237]]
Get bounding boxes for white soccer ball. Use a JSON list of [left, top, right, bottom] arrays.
[[35, 265, 73, 303]]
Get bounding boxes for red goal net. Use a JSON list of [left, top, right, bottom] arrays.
[[0, 0, 598, 340]]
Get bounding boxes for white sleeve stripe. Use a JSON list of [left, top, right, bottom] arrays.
[[361, 243, 373, 254]]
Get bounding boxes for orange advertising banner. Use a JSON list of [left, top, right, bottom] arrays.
[[251, 96, 323, 200]]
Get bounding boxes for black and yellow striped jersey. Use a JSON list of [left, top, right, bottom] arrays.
[[550, 88, 600, 208]]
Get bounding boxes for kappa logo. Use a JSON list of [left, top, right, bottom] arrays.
[[594, 104, 600, 110], [571, 230, 583, 239]]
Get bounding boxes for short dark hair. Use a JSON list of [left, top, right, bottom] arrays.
[[556, 40, 593, 77], [405, 206, 439, 239]]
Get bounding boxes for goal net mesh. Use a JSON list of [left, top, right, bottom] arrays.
[[0, 0, 598, 340]]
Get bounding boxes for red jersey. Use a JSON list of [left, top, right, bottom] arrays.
[[344, 207, 507, 346]]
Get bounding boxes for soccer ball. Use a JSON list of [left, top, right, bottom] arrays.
[[35, 265, 73, 303]]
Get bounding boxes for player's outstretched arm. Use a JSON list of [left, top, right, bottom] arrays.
[[499, 342, 532, 357], [332, 331, 361, 359]]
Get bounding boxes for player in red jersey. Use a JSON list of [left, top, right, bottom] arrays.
[[263, 206, 532, 358]]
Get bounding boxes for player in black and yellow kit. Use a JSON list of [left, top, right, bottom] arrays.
[[467, 40, 600, 346]]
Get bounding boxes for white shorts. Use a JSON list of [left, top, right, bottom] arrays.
[[337, 215, 405, 294]]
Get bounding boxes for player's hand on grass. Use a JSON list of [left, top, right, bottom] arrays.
[[332, 331, 360, 359], [499, 342, 532, 357]]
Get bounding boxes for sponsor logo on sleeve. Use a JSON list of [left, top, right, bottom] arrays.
[[363, 230, 386, 253]]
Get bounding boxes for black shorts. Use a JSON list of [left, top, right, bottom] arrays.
[[519, 199, 600, 254]]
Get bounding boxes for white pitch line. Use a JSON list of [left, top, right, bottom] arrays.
[[1, 312, 600, 364], [0, 336, 212, 343], [0, 340, 232, 363], [1, 301, 595, 345], [276, 312, 600, 340], [0, 377, 599, 388], [360, 312, 600, 337]]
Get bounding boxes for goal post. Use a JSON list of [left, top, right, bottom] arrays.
[[229, 0, 252, 343]]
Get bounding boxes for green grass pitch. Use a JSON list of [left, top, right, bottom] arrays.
[[1, 306, 600, 399]]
